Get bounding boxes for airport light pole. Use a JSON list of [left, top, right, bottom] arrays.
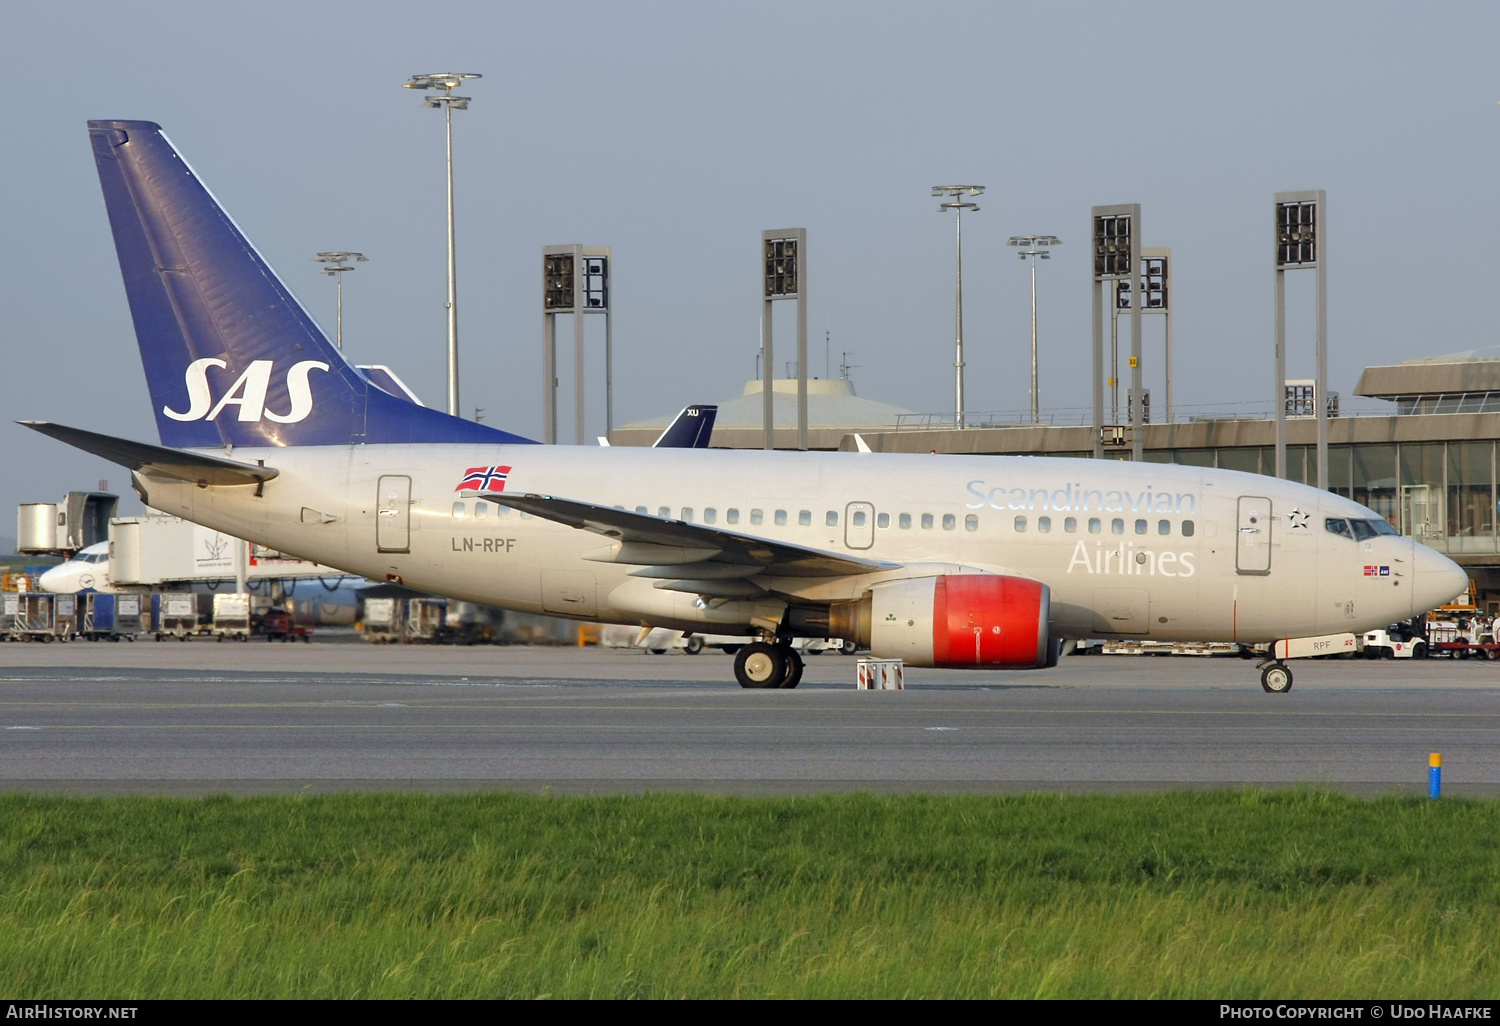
[[934, 186, 983, 428], [313, 252, 367, 350], [404, 72, 480, 417], [1007, 235, 1060, 423]]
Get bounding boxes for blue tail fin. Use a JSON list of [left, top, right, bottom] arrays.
[[87, 120, 535, 448], [652, 405, 717, 448]]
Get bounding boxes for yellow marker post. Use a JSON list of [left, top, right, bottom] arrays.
[[1429, 752, 1442, 800]]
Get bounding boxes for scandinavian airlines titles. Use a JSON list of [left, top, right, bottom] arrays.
[[965, 479, 1198, 515], [965, 479, 1200, 578]]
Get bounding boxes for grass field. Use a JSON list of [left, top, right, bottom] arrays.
[[0, 790, 1496, 998]]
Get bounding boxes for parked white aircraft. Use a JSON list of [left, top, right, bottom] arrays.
[[23, 120, 1468, 691]]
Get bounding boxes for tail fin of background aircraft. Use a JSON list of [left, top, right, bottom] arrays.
[[652, 405, 717, 448], [86, 120, 535, 449]]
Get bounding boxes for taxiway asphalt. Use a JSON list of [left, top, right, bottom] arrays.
[[1, 641, 1496, 796]]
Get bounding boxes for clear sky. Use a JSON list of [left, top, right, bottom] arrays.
[[2, 0, 1498, 538]]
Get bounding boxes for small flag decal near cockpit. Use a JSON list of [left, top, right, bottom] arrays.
[[456, 466, 511, 492]]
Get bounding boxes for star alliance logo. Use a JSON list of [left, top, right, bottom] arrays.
[[1289, 508, 1310, 530]]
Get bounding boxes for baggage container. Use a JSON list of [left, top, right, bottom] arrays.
[[152, 592, 198, 641], [52, 593, 77, 641], [12, 593, 56, 642], [0, 593, 17, 637], [211, 593, 252, 641], [405, 598, 449, 643], [113, 593, 144, 637], [360, 596, 403, 643], [82, 593, 143, 641], [81, 592, 114, 639]]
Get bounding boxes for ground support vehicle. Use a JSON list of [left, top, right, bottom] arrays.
[[1423, 619, 1500, 658], [151, 592, 198, 641], [258, 608, 311, 642], [1361, 626, 1427, 659]]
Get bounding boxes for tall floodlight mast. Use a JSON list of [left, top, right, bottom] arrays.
[[934, 186, 983, 428], [313, 252, 368, 350], [403, 72, 481, 417], [1006, 235, 1060, 422]]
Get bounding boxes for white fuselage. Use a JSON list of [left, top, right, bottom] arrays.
[[127, 445, 1465, 645]]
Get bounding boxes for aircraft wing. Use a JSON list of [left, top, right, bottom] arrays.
[[489, 492, 898, 583], [19, 422, 279, 487]]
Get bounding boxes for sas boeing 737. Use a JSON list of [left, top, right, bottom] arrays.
[[23, 120, 1468, 691]]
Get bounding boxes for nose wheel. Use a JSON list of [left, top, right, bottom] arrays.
[[1259, 661, 1293, 693]]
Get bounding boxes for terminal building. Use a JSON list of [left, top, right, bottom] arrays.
[[616, 378, 910, 450], [624, 350, 1500, 613]]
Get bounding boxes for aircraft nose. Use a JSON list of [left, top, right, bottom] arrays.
[[1410, 542, 1469, 617], [36, 566, 68, 593]]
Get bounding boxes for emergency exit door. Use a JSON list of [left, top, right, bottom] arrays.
[[376, 475, 411, 553], [1236, 496, 1272, 575]]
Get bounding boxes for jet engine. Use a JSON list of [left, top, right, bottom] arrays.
[[820, 574, 1057, 669]]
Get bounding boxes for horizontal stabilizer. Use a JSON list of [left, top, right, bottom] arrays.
[[19, 421, 278, 487], [489, 492, 896, 579]]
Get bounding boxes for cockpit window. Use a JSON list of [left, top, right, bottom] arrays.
[[1368, 518, 1398, 536], [1325, 518, 1353, 540], [1350, 520, 1377, 541]]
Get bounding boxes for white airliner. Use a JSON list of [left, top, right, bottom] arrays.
[[23, 120, 1468, 691], [38, 542, 116, 593]]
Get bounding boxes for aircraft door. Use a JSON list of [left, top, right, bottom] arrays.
[[376, 475, 411, 553], [1236, 496, 1272, 575], [845, 502, 875, 549]]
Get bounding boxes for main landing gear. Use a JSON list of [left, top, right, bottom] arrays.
[[733, 641, 804, 690], [1258, 660, 1293, 694]]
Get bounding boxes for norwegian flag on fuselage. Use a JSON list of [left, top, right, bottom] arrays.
[[455, 465, 511, 492]]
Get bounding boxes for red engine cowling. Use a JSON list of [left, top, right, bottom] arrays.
[[867, 574, 1054, 669]]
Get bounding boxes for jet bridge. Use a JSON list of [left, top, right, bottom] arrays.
[[109, 513, 349, 587]]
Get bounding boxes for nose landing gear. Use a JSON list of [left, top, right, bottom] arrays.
[[1258, 661, 1293, 693]]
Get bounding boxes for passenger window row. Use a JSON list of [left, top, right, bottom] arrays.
[[451, 500, 1197, 540], [450, 501, 528, 520], [1012, 516, 1196, 537]]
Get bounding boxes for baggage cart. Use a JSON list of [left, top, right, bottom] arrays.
[[404, 598, 448, 643], [152, 592, 198, 641], [52, 593, 77, 641], [360, 596, 403, 643], [113, 593, 144, 638], [12, 594, 56, 642], [0, 593, 17, 639], [82, 593, 143, 641], [211, 593, 252, 641]]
